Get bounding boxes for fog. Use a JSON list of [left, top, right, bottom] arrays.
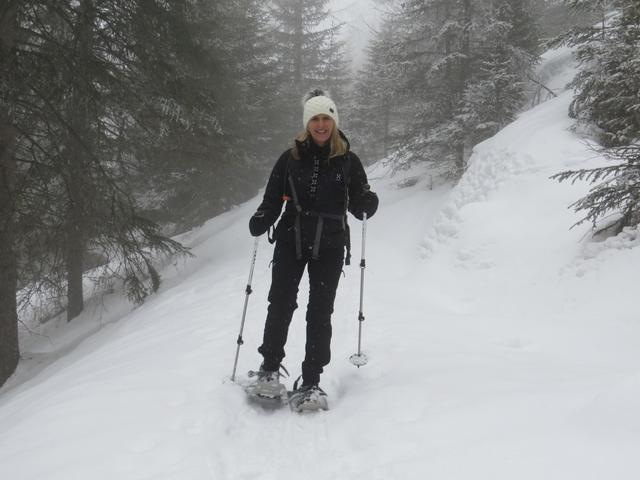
[[329, 0, 382, 70]]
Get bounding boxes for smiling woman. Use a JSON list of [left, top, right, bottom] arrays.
[[246, 88, 379, 412], [292, 90, 347, 160], [308, 115, 333, 146]]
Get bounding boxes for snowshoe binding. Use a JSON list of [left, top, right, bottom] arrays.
[[288, 382, 329, 413], [245, 365, 289, 409]]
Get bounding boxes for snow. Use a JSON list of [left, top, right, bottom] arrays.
[[536, 45, 579, 98], [2, 49, 640, 479]]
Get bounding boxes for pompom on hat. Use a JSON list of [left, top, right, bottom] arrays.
[[302, 89, 339, 129]]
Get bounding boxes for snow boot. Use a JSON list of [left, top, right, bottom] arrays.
[[245, 365, 288, 407], [288, 383, 329, 413]]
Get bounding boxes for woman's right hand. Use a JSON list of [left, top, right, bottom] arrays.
[[249, 210, 270, 236]]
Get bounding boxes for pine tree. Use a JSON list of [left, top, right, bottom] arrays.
[[129, 0, 263, 232], [552, 1, 640, 234], [1, 0, 290, 385], [316, 20, 350, 107], [367, 0, 540, 177], [2, 1, 204, 339], [385, 0, 484, 175], [47, 0, 196, 318], [269, 0, 346, 141], [553, 145, 640, 234], [0, 0, 21, 387], [551, 0, 640, 146], [217, 0, 283, 161], [348, 5, 407, 160], [459, 0, 540, 146]]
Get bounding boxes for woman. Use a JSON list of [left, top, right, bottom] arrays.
[[248, 89, 378, 411]]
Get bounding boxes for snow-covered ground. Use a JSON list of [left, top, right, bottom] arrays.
[[2, 51, 640, 479]]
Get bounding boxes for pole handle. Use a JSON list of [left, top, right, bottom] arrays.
[[360, 212, 367, 260]]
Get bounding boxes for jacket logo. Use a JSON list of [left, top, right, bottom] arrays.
[[336, 173, 342, 181]]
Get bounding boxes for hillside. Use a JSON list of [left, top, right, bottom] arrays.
[[1, 49, 639, 480]]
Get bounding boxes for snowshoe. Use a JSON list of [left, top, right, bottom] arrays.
[[288, 384, 329, 413], [244, 365, 289, 408]]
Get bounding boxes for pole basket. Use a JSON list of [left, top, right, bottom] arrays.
[[349, 353, 368, 367]]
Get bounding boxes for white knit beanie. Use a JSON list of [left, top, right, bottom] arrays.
[[302, 89, 339, 129]]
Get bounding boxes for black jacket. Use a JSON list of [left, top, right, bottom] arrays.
[[253, 131, 378, 255]]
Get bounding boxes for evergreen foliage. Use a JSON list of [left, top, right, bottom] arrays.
[[348, 4, 407, 160], [552, 145, 640, 233], [550, 1, 640, 146], [0, 0, 350, 386], [348, 0, 541, 177], [128, 0, 266, 232], [0, 0, 262, 385], [268, 0, 348, 141], [460, 0, 540, 146], [8, 1, 198, 321], [551, 1, 640, 234]]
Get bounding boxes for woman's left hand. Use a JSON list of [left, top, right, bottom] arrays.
[[352, 188, 378, 220]]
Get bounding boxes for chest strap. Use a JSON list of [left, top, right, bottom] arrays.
[[287, 174, 350, 264]]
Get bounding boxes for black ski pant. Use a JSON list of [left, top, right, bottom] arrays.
[[258, 241, 344, 386]]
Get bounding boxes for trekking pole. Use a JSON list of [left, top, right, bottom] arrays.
[[231, 237, 260, 382], [350, 212, 368, 367]]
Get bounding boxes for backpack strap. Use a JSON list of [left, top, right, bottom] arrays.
[[287, 174, 304, 260], [281, 151, 353, 264]]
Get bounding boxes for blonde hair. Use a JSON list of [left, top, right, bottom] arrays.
[[291, 125, 347, 160]]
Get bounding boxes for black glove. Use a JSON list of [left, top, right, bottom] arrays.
[[249, 211, 270, 237], [352, 189, 379, 220]]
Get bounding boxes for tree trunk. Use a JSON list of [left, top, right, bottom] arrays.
[[442, 1, 454, 115], [0, 135, 18, 385], [456, 0, 472, 175], [65, 201, 84, 321], [456, 142, 465, 175], [460, 0, 472, 87], [65, 0, 96, 321], [0, 1, 20, 386]]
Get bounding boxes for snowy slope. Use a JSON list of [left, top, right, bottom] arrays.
[[2, 51, 640, 480]]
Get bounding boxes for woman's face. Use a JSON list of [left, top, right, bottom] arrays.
[[307, 115, 334, 146]]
